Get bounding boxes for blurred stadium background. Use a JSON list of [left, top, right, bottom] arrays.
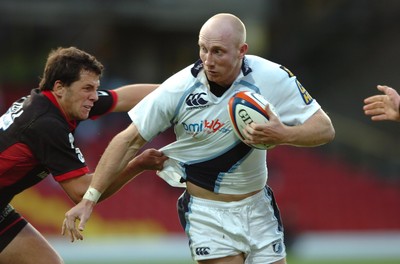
[[1, 0, 400, 263]]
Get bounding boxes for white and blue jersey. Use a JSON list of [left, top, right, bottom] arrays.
[[128, 55, 320, 195]]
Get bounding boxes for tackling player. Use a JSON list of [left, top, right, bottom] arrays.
[[0, 47, 167, 264]]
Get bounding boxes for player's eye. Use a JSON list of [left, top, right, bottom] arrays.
[[213, 48, 224, 56], [83, 86, 95, 92]]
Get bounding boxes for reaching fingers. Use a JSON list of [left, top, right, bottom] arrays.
[[135, 149, 169, 170], [78, 218, 87, 232], [365, 85, 393, 104], [377, 85, 389, 94], [363, 101, 383, 112], [62, 212, 84, 242]]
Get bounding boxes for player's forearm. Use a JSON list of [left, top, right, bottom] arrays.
[[99, 159, 144, 201], [285, 109, 335, 147], [100, 148, 167, 201], [90, 125, 142, 194]]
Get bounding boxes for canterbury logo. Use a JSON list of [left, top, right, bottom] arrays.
[[195, 247, 210, 256], [185, 93, 208, 106]]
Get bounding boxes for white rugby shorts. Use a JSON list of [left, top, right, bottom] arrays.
[[177, 186, 286, 263]]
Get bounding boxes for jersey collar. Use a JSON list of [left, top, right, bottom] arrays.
[[42, 90, 77, 131]]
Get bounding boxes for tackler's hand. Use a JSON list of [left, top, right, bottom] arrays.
[[130, 148, 169, 171], [61, 199, 96, 242]]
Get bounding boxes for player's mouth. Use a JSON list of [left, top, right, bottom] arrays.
[[206, 70, 218, 78], [83, 105, 92, 112]]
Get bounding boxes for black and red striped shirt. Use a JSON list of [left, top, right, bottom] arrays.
[[0, 88, 117, 209]]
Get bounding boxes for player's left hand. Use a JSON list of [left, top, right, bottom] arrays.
[[242, 104, 286, 146], [62, 199, 96, 242]]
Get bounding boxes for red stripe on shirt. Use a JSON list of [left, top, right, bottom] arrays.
[[0, 217, 24, 236], [54, 166, 90, 182]]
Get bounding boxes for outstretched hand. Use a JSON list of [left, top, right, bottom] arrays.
[[60, 149, 168, 243], [61, 199, 96, 242], [363, 85, 400, 122]]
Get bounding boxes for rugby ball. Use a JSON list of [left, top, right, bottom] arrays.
[[227, 91, 276, 149]]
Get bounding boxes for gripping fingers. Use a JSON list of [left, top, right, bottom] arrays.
[[62, 215, 84, 242]]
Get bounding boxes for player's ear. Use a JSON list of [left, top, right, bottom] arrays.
[[53, 81, 65, 96], [239, 43, 248, 58]]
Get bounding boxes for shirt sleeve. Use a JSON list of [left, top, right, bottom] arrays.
[[260, 64, 321, 125], [89, 89, 118, 120], [128, 73, 186, 142]]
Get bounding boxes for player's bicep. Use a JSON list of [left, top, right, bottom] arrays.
[[113, 84, 159, 112]]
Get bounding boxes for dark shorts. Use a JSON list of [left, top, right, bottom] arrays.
[[0, 204, 28, 252]]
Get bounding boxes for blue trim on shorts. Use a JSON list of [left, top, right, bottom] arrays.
[[264, 186, 284, 232], [177, 191, 192, 233], [178, 187, 284, 233]]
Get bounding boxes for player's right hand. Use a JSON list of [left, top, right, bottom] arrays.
[[61, 199, 96, 242], [132, 148, 168, 171]]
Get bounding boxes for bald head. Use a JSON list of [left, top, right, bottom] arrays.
[[199, 13, 247, 47], [198, 13, 248, 87]]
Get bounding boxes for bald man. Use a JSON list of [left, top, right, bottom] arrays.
[[63, 13, 334, 264]]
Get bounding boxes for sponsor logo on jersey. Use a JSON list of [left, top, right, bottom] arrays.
[[195, 247, 210, 256], [295, 79, 313, 105], [182, 119, 231, 136], [185, 93, 209, 109], [280, 65, 313, 105], [68, 133, 85, 163], [0, 97, 26, 131]]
